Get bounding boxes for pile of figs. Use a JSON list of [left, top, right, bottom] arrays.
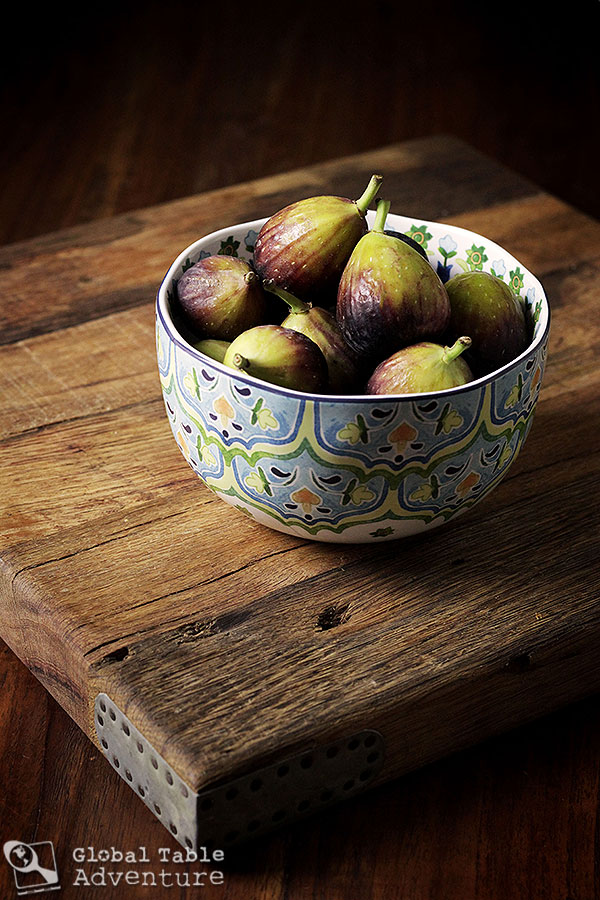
[[174, 175, 531, 395]]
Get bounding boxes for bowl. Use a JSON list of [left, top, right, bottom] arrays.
[[156, 211, 550, 543]]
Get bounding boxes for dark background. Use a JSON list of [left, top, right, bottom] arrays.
[[2, 0, 598, 246]]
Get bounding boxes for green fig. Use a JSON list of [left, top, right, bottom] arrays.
[[337, 199, 451, 360], [252, 174, 383, 305], [367, 337, 474, 395], [263, 280, 361, 393], [193, 338, 230, 363], [176, 255, 267, 341], [445, 271, 530, 373], [223, 324, 328, 393]]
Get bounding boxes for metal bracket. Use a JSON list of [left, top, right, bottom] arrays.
[[95, 693, 385, 850]]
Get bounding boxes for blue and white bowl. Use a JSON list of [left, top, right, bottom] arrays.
[[156, 211, 550, 543]]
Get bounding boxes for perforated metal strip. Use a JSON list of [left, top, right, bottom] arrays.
[[95, 693, 385, 850]]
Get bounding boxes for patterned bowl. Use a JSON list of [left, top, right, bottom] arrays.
[[156, 211, 550, 543]]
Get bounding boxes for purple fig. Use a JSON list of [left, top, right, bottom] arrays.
[[252, 174, 383, 305], [223, 324, 328, 393], [367, 337, 474, 395], [176, 255, 266, 341], [337, 198, 451, 360], [445, 271, 530, 373], [264, 281, 361, 393]]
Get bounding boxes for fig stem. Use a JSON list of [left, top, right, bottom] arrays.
[[244, 270, 259, 285], [442, 336, 472, 364], [372, 198, 391, 232], [263, 279, 311, 314], [232, 353, 251, 371], [355, 174, 384, 215]]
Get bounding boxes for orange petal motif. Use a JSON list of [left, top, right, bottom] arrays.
[[456, 471, 480, 498], [290, 486, 322, 514], [389, 422, 418, 452], [213, 395, 235, 426]]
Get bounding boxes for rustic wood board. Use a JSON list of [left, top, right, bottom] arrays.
[[1, 137, 599, 823]]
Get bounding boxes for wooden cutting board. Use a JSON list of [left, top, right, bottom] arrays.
[[1, 136, 599, 848]]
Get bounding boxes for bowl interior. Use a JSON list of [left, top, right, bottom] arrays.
[[157, 210, 550, 400]]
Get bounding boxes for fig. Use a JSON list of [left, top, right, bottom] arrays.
[[223, 325, 328, 393], [337, 199, 451, 361], [264, 280, 361, 393], [445, 271, 530, 374], [193, 338, 230, 363], [252, 174, 383, 306], [176, 255, 266, 341], [367, 337, 474, 395]]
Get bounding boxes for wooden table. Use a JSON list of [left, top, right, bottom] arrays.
[[1, 136, 600, 898]]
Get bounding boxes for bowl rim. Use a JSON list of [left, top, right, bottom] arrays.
[[156, 213, 551, 403]]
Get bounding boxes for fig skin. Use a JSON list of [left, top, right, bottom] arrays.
[[176, 255, 267, 341], [193, 338, 230, 363], [367, 337, 474, 395], [253, 174, 383, 306], [223, 324, 328, 393], [264, 281, 361, 393], [337, 199, 451, 362], [445, 271, 530, 374]]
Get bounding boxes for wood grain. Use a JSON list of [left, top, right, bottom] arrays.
[[1, 137, 599, 897], [2, 636, 600, 899]]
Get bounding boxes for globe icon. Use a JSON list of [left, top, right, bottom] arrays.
[[9, 843, 33, 869]]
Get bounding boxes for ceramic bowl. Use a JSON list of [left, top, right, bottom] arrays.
[[156, 211, 550, 543]]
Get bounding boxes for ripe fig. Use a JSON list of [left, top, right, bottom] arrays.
[[253, 174, 383, 305], [264, 280, 361, 393], [193, 338, 230, 363], [337, 199, 451, 361], [445, 271, 530, 373], [223, 324, 328, 393], [176, 255, 266, 341], [367, 337, 474, 395]]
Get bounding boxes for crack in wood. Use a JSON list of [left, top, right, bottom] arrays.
[[9, 510, 190, 590]]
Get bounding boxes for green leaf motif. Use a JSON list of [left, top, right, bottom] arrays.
[[341, 478, 358, 506], [251, 398, 278, 430], [505, 373, 524, 408], [218, 236, 240, 257], [338, 415, 369, 445], [200, 445, 216, 467], [435, 403, 463, 435], [370, 526, 394, 537], [349, 484, 376, 506], [256, 407, 277, 429], [410, 482, 434, 502], [407, 224, 433, 249], [183, 369, 201, 399], [509, 266, 525, 293], [247, 466, 272, 496], [466, 244, 488, 271], [495, 442, 513, 471]]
